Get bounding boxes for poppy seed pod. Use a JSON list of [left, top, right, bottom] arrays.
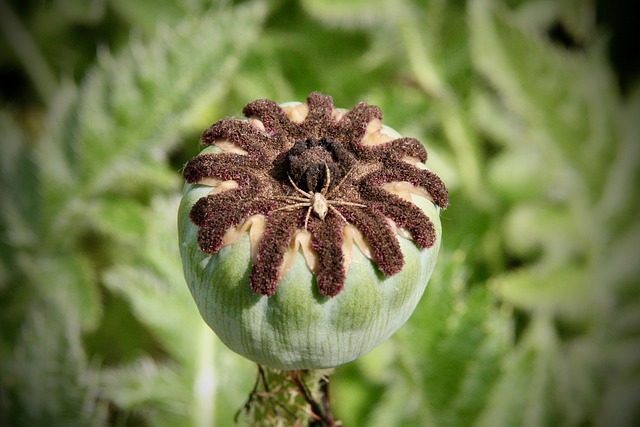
[[178, 92, 448, 370]]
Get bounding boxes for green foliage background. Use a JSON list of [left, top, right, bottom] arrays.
[[1, 0, 638, 425]]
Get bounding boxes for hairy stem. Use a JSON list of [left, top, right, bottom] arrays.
[[236, 365, 339, 426]]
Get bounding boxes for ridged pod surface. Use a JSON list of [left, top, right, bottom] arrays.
[[178, 93, 447, 369]]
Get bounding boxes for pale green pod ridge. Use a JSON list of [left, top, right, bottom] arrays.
[[178, 183, 442, 370]]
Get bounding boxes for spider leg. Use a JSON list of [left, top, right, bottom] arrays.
[[304, 205, 313, 229], [320, 163, 331, 195], [287, 174, 312, 198], [329, 200, 367, 208], [328, 205, 348, 224], [326, 166, 356, 198], [272, 203, 310, 213], [272, 195, 310, 203]]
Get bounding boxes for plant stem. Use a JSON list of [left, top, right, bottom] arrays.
[[235, 365, 339, 426]]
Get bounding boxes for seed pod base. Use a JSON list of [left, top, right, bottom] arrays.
[[179, 186, 441, 369]]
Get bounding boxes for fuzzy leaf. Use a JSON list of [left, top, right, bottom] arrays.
[[100, 358, 191, 427], [100, 196, 255, 425], [300, 0, 394, 28], [469, 0, 619, 198], [502, 203, 589, 263], [405, 253, 510, 427], [109, 0, 194, 33], [102, 196, 195, 363], [1, 303, 105, 426], [0, 113, 102, 334], [492, 265, 593, 319], [476, 317, 564, 427], [39, 1, 266, 217], [0, 113, 40, 258]]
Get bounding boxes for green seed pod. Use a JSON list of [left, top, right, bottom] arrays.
[[178, 93, 448, 370]]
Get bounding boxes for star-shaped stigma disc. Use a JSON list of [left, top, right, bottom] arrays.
[[184, 92, 448, 297]]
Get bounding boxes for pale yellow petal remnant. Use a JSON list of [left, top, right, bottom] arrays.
[[196, 178, 239, 193], [220, 215, 267, 262], [281, 230, 317, 277], [382, 181, 435, 204], [362, 119, 395, 146], [342, 224, 374, 274], [249, 117, 266, 131], [332, 109, 345, 122], [213, 140, 249, 155], [281, 103, 309, 123]]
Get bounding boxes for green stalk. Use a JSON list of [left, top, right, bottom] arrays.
[[235, 366, 338, 426], [193, 322, 216, 427]]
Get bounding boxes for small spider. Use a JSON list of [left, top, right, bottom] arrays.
[[273, 163, 366, 229]]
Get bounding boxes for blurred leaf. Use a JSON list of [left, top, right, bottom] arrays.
[[469, 2, 640, 426], [401, 4, 490, 209], [300, 0, 395, 28], [77, 2, 265, 192], [404, 251, 511, 427], [100, 358, 191, 427], [0, 113, 41, 359], [39, 0, 267, 220], [99, 196, 255, 426], [469, 0, 619, 198], [0, 115, 38, 303], [595, 85, 640, 227], [492, 265, 592, 318], [605, 220, 640, 288], [502, 203, 588, 263], [102, 196, 195, 364], [91, 197, 148, 243], [1, 302, 105, 427], [54, 0, 108, 23], [109, 0, 194, 33], [476, 316, 564, 427]]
